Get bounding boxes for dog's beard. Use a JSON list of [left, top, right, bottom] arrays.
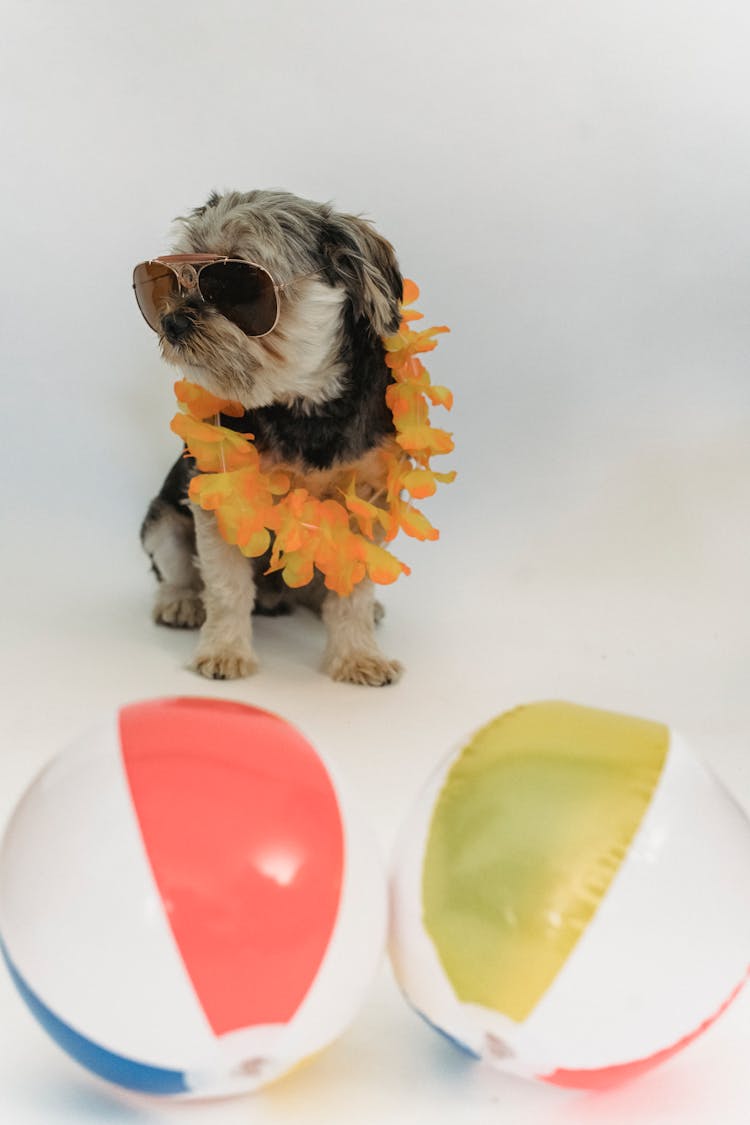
[[159, 312, 267, 406]]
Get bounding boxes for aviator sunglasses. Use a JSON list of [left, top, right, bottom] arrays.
[[132, 254, 306, 338]]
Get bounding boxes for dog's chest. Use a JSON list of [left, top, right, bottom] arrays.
[[260, 440, 398, 504]]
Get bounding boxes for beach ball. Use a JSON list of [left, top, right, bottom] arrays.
[[0, 697, 386, 1099], [390, 701, 750, 1088]]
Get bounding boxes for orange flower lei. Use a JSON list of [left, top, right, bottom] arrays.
[[170, 280, 454, 597]]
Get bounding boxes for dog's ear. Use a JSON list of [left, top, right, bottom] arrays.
[[320, 212, 403, 336]]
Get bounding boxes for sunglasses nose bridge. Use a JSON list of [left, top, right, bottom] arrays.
[[174, 263, 200, 292]]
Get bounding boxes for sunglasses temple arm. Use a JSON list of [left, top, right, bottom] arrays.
[[278, 270, 324, 293]]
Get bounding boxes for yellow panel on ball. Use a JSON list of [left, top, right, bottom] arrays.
[[421, 701, 669, 1021]]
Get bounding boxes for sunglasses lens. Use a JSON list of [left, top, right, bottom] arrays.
[[133, 262, 177, 332], [199, 261, 278, 336]]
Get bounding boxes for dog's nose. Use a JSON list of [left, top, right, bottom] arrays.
[[161, 311, 195, 344]]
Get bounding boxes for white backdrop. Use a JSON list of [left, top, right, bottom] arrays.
[[2, 2, 750, 1123]]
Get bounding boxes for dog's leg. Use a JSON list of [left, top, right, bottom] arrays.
[[192, 508, 259, 679], [322, 579, 402, 686], [141, 499, 205, 628]]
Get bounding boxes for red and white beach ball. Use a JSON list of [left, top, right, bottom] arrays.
[[0, 697, 386, 1098], [389, 701, 750, 1088]]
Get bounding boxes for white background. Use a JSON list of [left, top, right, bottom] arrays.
[[2, 1, 750, 1122]]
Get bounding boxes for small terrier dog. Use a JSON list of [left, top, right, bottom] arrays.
[[137, 190, 406, 686]]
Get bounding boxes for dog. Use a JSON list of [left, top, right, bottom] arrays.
[[137, 189, 407, 686]]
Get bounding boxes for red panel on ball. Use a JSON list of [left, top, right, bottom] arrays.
[[540, 967, 749, 1089], [118, 697, 344, 1036]]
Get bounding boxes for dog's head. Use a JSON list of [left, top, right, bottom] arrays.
[[150, 190, 402, 409]]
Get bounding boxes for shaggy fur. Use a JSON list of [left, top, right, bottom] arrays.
[[140, 189, 405, 685]]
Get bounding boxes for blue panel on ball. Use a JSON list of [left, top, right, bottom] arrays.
[[0, 937, 189, 1096], [416, 1008, 482, 1059], [399, 987, 481, 1059]]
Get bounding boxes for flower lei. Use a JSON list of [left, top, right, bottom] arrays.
[[170, 279, 454, 597]]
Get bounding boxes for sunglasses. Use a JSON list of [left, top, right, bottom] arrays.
[[132, 254, 295, 338]]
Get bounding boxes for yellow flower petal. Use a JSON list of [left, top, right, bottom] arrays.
[[363, 542, 411, 584], [402, 278, 420, 305], [174, 379, 244, 419], [398, 504, 439, 541], [426, 384, 454, 409]]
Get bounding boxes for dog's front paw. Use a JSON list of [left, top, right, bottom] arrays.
[[325, 650, 403, 687], [192, 647, 259, 680], [153, 586, 205, 629]]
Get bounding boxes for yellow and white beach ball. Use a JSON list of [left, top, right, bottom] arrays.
[[389, 701, 750, 1088]]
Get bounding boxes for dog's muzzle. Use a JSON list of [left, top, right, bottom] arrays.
[[161, 311, 195, 345]]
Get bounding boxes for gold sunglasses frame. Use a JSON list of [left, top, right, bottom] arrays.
[[132, 254, 314, 338]]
